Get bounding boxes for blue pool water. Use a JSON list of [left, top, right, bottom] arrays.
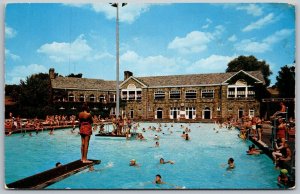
[[5, 123, 280, 189]]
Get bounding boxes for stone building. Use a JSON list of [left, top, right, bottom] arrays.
[[49, 68, 265, 121]]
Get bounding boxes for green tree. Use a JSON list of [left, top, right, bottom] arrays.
[[226, 55, 272, 86], [67, 73, 83, 78], [5, 84, 21, 102], [275, 65, 295, 98], [19, 73, 51, 107]]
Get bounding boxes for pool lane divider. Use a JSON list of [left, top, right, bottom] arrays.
[[6, 159, 101, 189]]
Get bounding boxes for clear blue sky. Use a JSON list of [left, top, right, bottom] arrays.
[[4, 3, 295, 85]]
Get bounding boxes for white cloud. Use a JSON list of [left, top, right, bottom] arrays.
[[168, 31, 213, 54], [6, 64, 48, 84], [63, 3, 150, 23], [5, 49, 20, 61], [213, 25, 225, 37], [5, 25, 17, 38], [37, 34, 92, 63], [186, 54, 236, 73], [63, 3, 86, 8], [235, 29, 293, 53], [120, 50, 186, 76], [235, 39, 270, 53], [236, 4, 263, 16], [263, 29, 294, 44], [90, 52, 114, 61], [228, 35, 237, 42], [202, 18, 212, 29], [91, 3, 150, 24], [242, 13, 276, 32]]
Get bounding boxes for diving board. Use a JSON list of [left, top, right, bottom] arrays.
[[6, 159, 101, 189]]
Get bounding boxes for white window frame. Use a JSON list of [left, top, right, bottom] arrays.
[[201, 89, 214, 98], [249, 109, 255, 118], [170, 107, 180, 119], [89, 94, 95, 102], [68, 94, 75, 102], [169, 90, 181, 99], [185, 90, 197, 99], [154, 91, 165, 100], [185, 107, 196, 119], [79, 94, 85, 102]]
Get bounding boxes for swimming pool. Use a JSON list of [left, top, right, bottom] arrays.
[[5, 123, 280, 189]]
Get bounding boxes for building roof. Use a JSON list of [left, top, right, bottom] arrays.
[[134, 70, 265, 87], [267, 87, 280, 97], [51, 76, 117, 91], [51, 70, 265, 90]]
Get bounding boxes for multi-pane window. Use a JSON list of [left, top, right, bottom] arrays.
[[68, 94, 75, 102], [247, 87, 255, 98], [89, 94, 95, 102], [169, 90, 180, 99], [201, 89, 214, 98], [185, 90, 197, 99], [154, 91, 165, 100], [237, 87, 246, 98], [109, 94, 115, 102], [99, 95, 105, 103], [137, 91, 142, 100], [249, 109, 255, 118], [122, 91, 127, 100], [128, 91, 135, 100], [79, 94, 85, 102], [227, 87, 235, 98]]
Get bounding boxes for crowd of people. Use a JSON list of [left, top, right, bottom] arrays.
[[5, 101, 295, 189]]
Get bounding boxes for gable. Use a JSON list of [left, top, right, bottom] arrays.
[[119, 76, 147, 89], [223, 70, 263, 85]]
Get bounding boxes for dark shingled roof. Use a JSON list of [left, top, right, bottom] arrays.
[[135, 71, 265, 87], [51, 77, 116, 90], [51, 70, 265, 90]]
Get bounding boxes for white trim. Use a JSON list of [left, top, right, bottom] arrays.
[[119, 76, 147, 88], [145, 83, 227, 89], [222, 70, 263, 84], [53, 87, 116, 92]]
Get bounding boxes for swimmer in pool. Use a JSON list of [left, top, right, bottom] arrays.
[[129, 159, 140, 167], [155, 141, 160, 147], [55, 162, 62, 167], [154, 134, 159, 140], [185, 134, 190, 141], [154, 174, 164, 184], [227, 158, 235, 169], [160, 158, 174, 164], [181, 131, 186, 138]]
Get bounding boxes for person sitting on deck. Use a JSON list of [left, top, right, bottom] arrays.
[[276, 142, 292, 169], [272, 138, 285, 162], [160, 158, 174, 164]]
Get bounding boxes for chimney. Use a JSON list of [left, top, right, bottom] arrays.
[[124, 71, 133, 80], [49, 68, 55, 79]]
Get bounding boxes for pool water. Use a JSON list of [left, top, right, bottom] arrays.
[[5, 123, 280, 189]]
